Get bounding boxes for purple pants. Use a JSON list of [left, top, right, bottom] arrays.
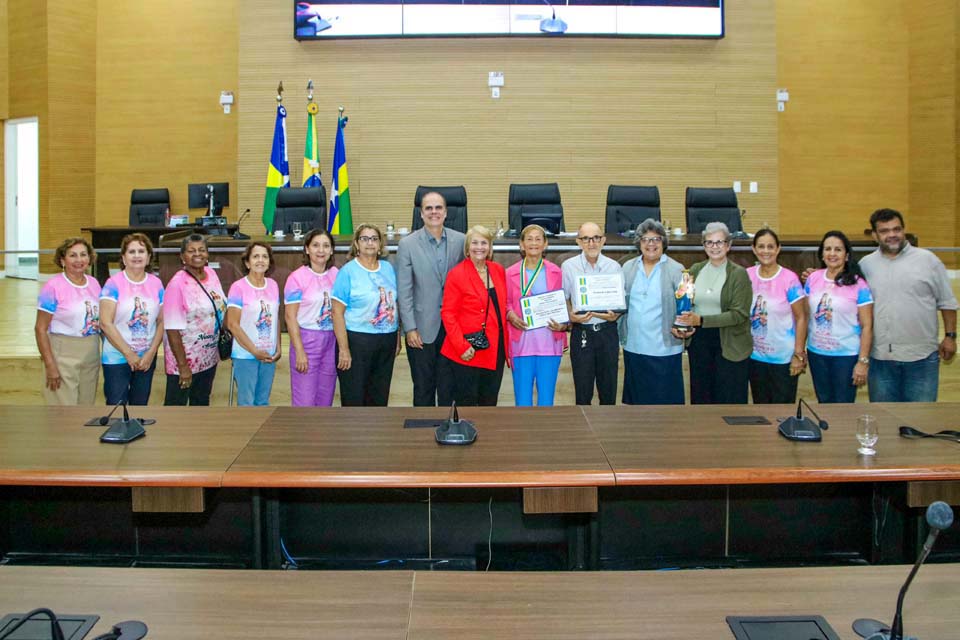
[[290, 328, 337, 406]]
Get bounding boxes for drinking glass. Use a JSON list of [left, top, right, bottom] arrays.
[[856, 414, 879, 456], [386, 219, 395, 236], [292, 222, 303, 239]]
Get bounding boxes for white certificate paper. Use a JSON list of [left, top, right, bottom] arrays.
[[573, 274, 625, 312], [520, 289, 570, 329]]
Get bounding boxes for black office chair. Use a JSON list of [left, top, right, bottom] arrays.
[[273, 186, 327, 234], [129, 188, 170, 226], [685, 187, 742, 235], [411, 186, 468, 233], [508, 182, 564, 234], [604, 185, 661, 234]]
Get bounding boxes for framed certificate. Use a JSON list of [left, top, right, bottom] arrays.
[[573, 274, 625, 312], [520, 289, 570, 329]]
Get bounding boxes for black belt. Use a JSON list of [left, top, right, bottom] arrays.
[[573, 321, 616, 333]]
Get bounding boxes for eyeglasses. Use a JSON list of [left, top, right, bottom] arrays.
[[703, 240, 729, 248], [577, 236, 604, 244], [639, 236, 663, 245], [357, 236, 380, 243]]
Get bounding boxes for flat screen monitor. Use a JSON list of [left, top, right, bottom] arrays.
[[294, 1, 724, 39], [187, 182, 230, 215], [521, 210, 564, 235]]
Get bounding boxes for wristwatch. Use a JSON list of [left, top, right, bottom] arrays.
[[945, 332, 957, 339], [858, 356, 870, 365]]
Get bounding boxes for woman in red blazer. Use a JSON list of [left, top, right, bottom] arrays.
[[441, 225, 509, 406], [505, 224, 569, 406]]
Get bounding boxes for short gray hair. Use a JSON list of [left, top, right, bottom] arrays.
[[634, 218, 669, 251], [702, 221, 731, 241]]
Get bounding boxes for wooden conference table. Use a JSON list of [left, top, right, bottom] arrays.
[[1, 564, 957, 639], [1, 403, 958, 569]]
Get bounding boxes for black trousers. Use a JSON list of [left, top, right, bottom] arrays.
[[569, 322, 619, 405], [164, 365, 217, 406], [445, 327, 506, 406], [749, 359, 799, 404], [687, 327, 749, 404], [338, 331, 397, 406], [406, 325, 454, 406]]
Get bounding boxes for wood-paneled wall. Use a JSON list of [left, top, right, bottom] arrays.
[[776, 1, 909, 239], [46, 0, 95, 254], [95, 1, 239, 226], [907, 0, 956, 250], [238, 0, 778, 236], [6, 0, 48, 260], [0, 0, 7, 253]]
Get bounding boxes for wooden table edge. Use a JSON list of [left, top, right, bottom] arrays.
[[221, 470, 617, 488], [612, 466, 960, 485], [0, 470, 222, 488]]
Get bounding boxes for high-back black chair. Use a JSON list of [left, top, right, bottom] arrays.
[[411, 186, 468, 233], [129, 188, 170, 226], [508, 182, 564, 234], [685, 187, 742, 234], [604, 185, 661, 233], [273, 186, 327, 234]]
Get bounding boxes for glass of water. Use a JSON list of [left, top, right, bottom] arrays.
[[386, 220, 395, 236], [292, 222, 303, 239], [856, 414, 879, 456]]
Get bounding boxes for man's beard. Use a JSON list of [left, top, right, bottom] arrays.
[[879, 238, 906, 255]]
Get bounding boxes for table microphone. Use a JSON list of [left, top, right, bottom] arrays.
[[98, 400, 125, 426], [233, 208, 252, 240], [853, 501, 955, 640], [98, 620, 148, 639]]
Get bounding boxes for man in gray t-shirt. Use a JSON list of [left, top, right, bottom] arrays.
[[858, 208, 957, 402]]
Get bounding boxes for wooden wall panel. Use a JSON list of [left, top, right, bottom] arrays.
[[7, 0, 48, 259], [907, 0, 956, 251], [776, 1, 909, 239], [239, 0, 777, 236], [0, 0, 8, 119], [95, 1, 239, 227], [46, 0, 96, 256]]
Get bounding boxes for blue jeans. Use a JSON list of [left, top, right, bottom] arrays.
[[868, 351, 940, 402], [102, 360, 156, 406], [807, 352, 859, 403], [232, 358, 276, 406], [511, 355, 561, 406]]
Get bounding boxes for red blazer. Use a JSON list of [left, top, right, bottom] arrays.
[[505, 258, 568, 353], [441, 260, 509, 371]]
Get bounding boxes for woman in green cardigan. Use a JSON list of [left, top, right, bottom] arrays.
[[674, 221, 753, 403]]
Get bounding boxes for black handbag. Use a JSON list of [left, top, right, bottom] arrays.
[[184, 268, 233, 360], [463, 271, 491, 351]]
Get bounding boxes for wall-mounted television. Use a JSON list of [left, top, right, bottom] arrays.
[[294, 0, 724, 39]]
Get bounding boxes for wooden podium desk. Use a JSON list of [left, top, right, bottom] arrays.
[[1, 564, 956, 640]]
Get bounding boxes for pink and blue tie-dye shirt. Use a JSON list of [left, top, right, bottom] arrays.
[[100, 271, 164, 364], [747, 265, 805, 365], [162, 267, 225, 375], [283, 265, 338, 331], [227, 276, 280, 359], [804, 270, 873, 357], [37, 273, 102, 337]]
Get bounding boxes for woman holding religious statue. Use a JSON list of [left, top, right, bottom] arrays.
[[675, 221, 753, 404], [618, 219, 687, 405]]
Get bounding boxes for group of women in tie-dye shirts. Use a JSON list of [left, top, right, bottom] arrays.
[[34, 226, 399, 408]]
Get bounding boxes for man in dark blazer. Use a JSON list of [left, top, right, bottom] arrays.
[[396, 191, 466, 405]]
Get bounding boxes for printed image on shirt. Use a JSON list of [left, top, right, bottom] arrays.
[[370, 282, 396, 329], [81, 300, 100, 336], [813, 293, 833, 334], [750, 295, 768, 338], [317, 291, 333, 328], [255, 299, 274, 348]]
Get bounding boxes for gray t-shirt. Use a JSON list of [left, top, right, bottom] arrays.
[[859, 243, 958, 362]]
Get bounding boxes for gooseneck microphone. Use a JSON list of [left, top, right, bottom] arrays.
[[798, 397, 829, 431], [99, 400, 125, 426], [233, 208, 252, 240], [853, 501, 955, 640]]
